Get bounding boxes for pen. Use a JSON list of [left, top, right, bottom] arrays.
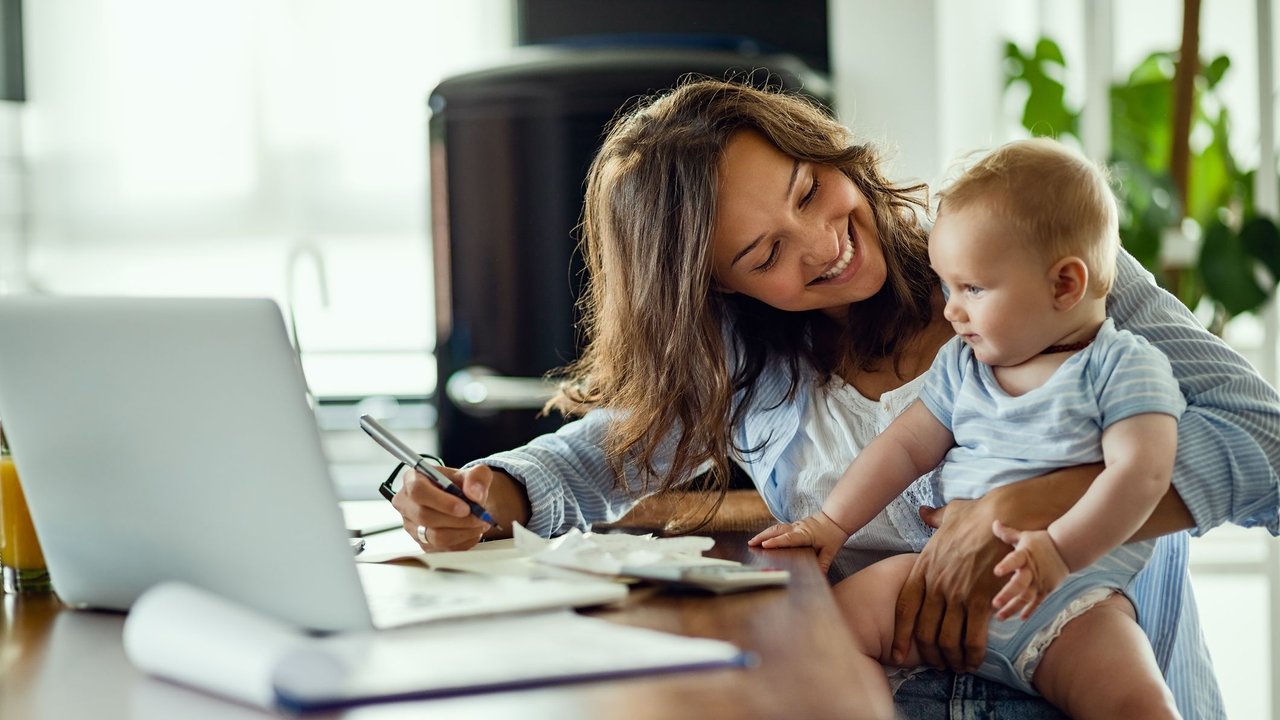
[[358, 414, 499, 527]]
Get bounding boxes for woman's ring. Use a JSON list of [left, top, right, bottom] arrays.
[[416, 525, 429, 545]]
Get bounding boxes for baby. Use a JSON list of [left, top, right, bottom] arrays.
[[752, 138, 1184, 718]]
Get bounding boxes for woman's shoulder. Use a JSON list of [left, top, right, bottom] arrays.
[[1087, 318, 1178, 387]]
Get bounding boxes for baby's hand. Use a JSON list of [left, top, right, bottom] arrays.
[[748, 512, 850, 573], [989, 521, 1070, 621]]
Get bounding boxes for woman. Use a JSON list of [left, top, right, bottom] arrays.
[[393, 79, 1280, 718]]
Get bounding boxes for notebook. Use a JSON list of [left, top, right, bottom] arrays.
[[0, 296, 624, 632]]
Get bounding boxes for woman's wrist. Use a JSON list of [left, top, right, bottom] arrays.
[[480, 467, 532, 539]]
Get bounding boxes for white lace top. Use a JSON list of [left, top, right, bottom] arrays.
[[773, 371, 931, 553]]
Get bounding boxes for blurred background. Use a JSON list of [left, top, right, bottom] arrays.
[[1, 1, 1277, 715]]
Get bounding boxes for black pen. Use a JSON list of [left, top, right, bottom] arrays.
[[358, 414, 498, 526]]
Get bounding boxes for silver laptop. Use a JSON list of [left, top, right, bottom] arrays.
[[0, 296, 622, 632]]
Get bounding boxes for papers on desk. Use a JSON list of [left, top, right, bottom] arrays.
[[124, 582, 752, 713], [417, 524, 791, 593]]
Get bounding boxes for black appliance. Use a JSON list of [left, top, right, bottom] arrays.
[[428, 44, 828, 463]]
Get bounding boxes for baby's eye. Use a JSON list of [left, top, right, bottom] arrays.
[[965, 285, 984, 296]]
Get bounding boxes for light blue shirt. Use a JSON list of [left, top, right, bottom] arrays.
[[473, 250, 1280, 719], [919, 320, 1184, 691], [921, 318, 1186, 499]]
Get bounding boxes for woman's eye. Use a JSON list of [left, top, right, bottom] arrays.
[[801, 174, 821, 208], [754, 244, 780, 272]]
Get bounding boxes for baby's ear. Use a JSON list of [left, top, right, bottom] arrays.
[[1050, 257, 1089, 310]]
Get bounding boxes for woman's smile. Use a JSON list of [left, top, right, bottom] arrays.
[[809, 220, 859, 285], [711, 130, 887, 314]]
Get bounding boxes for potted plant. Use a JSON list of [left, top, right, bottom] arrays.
[[1005, 35, 1280, 334]]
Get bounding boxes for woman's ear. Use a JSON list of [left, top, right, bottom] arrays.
[[711, 277, 737, 295], [1049, 257, 1089, 310]]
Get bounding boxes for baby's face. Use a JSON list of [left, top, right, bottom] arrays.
[[928, 205, 1065, 367]]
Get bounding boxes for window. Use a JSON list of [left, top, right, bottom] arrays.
[[18, 0, 516, 400]]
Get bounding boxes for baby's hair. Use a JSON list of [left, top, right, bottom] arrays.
[[938, 137, 1120, 296]]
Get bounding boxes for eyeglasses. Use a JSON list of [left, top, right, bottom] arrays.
[[378, 452, 446, 503]]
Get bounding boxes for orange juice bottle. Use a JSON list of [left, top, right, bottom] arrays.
[[0, 425, 52, 593]]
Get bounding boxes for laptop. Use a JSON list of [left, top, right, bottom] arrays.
[[0, 296, 623, 632]]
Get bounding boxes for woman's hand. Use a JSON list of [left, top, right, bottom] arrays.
[[891, 464, 1112, 672], [391, 464, 517, 551], [890, 499, 1008, 672], [749, 512, 850, 574]]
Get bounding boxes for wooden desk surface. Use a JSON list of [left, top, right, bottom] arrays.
[[0, 532, 891, 720]]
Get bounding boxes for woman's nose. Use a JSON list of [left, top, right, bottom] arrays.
[[798, 223, 840, 266]]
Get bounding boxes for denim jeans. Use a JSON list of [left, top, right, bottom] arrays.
[[895, 670, 1067, 719]]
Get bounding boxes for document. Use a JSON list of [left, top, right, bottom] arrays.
[[123, 582, 751, 713], [417, 525, 790, 593]]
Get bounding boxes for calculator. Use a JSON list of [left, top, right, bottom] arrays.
[[619, 563, 790, 594]]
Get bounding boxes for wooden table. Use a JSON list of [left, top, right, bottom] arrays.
[[0, 532, 892, 720]]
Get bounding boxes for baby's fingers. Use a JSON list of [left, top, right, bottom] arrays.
[[991, 569, 1031, 610], [993, 548, 1026, 578], [991, 519, 1024, 546], [749, 523, 792, 546], [760, 528, 815, 549], [1018, 594, 1044, 620], [816, 546, 841, 574], [995, 593, 1030, 621]]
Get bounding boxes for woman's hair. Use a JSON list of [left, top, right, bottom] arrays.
[[939, 137, 1120, 296], [547, 77, 933, 526]]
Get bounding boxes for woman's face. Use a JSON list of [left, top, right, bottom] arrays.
[[710, 130, 887, 320]]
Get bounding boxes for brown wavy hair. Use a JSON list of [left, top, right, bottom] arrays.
[[547, 78, 934, 527]]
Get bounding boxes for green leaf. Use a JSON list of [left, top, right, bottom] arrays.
[[1023, 82, 1077, 137], [1003, 41, 1028, 89], [1110, 79, 1172, 172], [1120, 215, 1161, 272], [1187, 128, 1232, 223], [1203, 55, 1231, 87], [1240, 216, 1280, 283], [1004, 39, 1079, 138], [1128, 52, 1176, 84], [1199, 219, 1270, 315], [1034, 37, 1067, 65]]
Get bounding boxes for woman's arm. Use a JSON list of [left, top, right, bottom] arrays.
[[393, 407, 682, 550], [1109, 249, 1280, 533]]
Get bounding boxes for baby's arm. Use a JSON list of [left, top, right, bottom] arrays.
[[991, 411, 1178, 619], [750, 401, 954, 572]]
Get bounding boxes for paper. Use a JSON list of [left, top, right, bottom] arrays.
[[355, 562, 626, 627], [339, 500, 404, 537], [124, 582, 750, 713], [417, 523, 732, 580], [123, 582, 317, 708], [513, 524, 722, 575]]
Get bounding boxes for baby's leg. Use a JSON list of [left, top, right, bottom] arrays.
[[831, 553, 924, 670], [1032, 594, 1180, 719]]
